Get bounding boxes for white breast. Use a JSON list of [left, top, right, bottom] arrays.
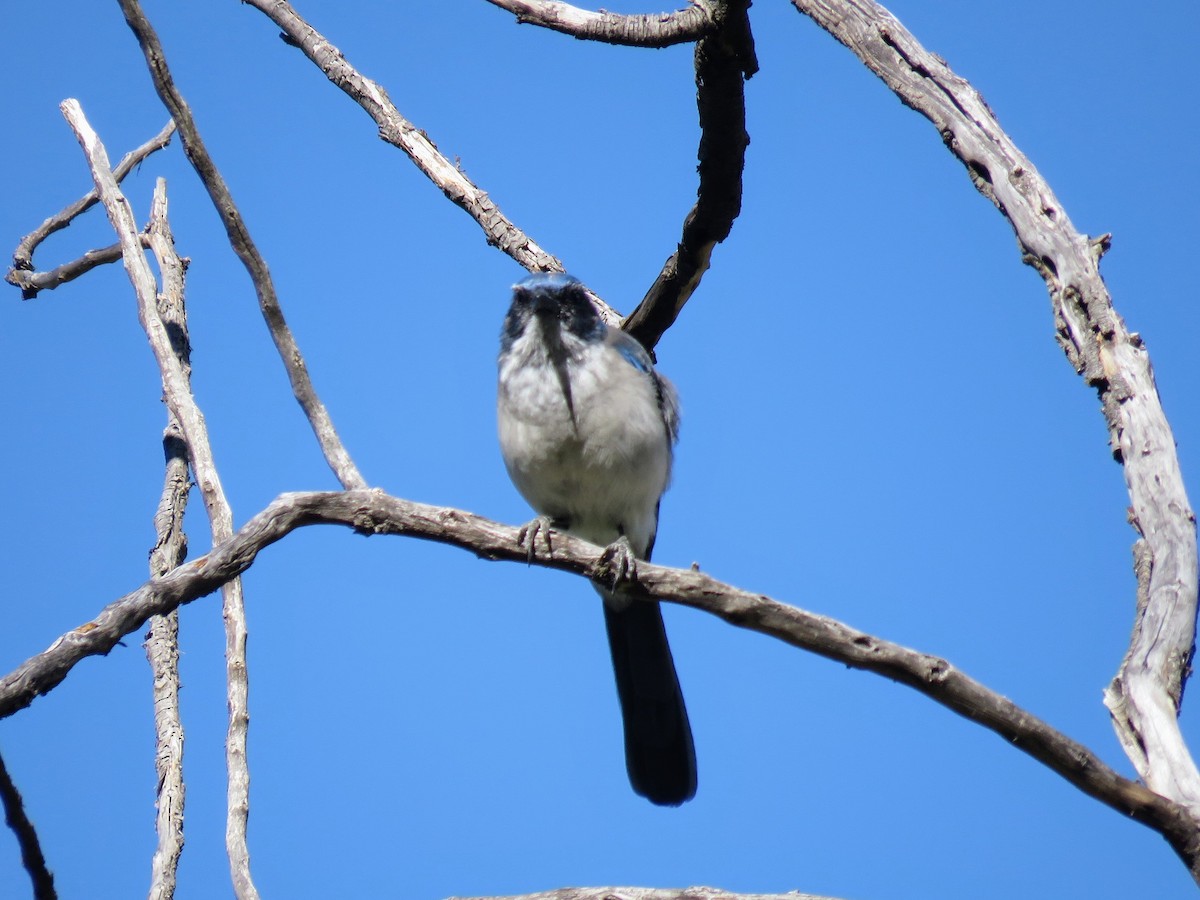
[[498, 327, 671, 557]]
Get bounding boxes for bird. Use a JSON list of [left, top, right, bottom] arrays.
[[496, 271, 696, 806]]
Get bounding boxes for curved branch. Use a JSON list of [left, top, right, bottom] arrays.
[[8, 240, 134, 298], [6, 120, 175, 300], [1, 488, 1197, 873], [790, 0, 1200, 820], [482, 0, 718, 47], [623, 0, 756, 350], [116, 0, 367, 492]]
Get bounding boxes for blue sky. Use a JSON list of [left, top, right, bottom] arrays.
[[2, 1, 1199, 897]]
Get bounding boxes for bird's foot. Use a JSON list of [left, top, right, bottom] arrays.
[[517, 515, 557, 563], [594, 535, 639, 593]]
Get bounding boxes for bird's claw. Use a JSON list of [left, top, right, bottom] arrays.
[[517, 516, 556, 563], [596, 535, 639, 592]]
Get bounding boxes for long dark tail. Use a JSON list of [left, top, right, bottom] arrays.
[[602, 599, 697, 806]]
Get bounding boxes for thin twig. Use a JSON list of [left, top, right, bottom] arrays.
[[789, 0, 1200, 825], [116, 0, 367, 492], [59, 99, 259, 900], [144, 179, 191, 900], [6, 118, 175, 296], [0, 487, 1198, 874], [623, 0, 756, 351], [0, 748, 56, 900], [482, 0, 718, 46]]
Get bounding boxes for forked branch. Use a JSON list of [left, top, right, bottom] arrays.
[[6, 119, 174, 299]]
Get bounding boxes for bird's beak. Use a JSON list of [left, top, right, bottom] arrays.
[[531, 293, 558, 317]]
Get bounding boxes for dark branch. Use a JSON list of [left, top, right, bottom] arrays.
[[0, 749, 56, 900], [0, 488, 1197, 872], [483, 0, 718, 47], [623, 0, 756, 351]]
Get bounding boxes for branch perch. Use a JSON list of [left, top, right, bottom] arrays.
[[1, 488, 1197, 874]]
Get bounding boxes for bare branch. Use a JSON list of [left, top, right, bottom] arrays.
[[8, 241, 129, 299], [788, 0, 1200, 823], [482, 0, 718, 47], [144, 179, 191, 900], [0, 749, 56, 900], [59, 102, 260, 900], [452, 888, 843, 900], [238, 2, 580, 292], [1, 487, 1198, 873], [6, 118, 175, 296], [116, 0, 367, 492], [623, 0, 756, 350]]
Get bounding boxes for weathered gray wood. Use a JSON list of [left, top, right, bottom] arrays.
[[790, 0, 1200, 852], [61, 99, 260, 900], [117, 0, 367, 493], [144, 178, 191, 900], [483, 0, 718, 47], [5, 119, 174, 298], [2, 486, 1197, 873], [450, 888, 843, 900]]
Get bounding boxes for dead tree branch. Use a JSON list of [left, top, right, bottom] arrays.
[[59, 100, 259, 900], [482, 0, 719, 47], [623, 0, 756, 351], [452, 888, 843, 900], [143, 178, 191, 900], [116, 0, 367, 492], [6, 118, 175, 298], [0, 749, 56, 900], [238, 1, 584, 300], [788, 0, 1200, 827], [9, 240, 135, 298], [1, 487, 1198, 874]]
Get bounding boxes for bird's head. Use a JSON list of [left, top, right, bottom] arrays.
[[501, 272, 604, 353]]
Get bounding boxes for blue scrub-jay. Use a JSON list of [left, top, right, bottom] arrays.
[[497, 272, 696, 806]]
